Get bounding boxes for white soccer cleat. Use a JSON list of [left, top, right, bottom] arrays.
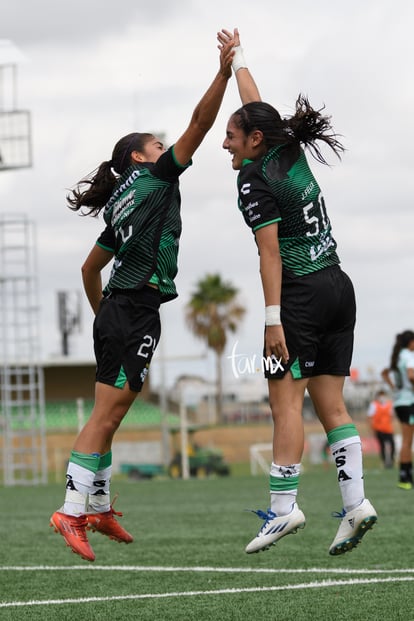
[[329, 498, 377, 556], [245, 503, 306, 554]]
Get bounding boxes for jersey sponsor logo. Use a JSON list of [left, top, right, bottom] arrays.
[[112, 189, 136, 226], [104, 169, 142, 213], [247, 200, 261, 223], [248, 213, 261, 223], [304, 361, 315, 368], [240, 183, 251, 195], [310, 233, 335, 261], [301, 181, 315, 201]]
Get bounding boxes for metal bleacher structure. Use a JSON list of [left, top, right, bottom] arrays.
[[0, 40, 46, 485]]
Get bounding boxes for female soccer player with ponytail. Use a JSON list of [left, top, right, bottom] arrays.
[[218, 28, 377, 556], [50, 38, 234, 562]]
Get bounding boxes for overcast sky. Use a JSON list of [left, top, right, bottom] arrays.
[[1, 0, 413, 390]]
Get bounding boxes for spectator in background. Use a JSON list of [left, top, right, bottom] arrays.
[[367, 390, 395, 468], [382, 330, 414, 490]]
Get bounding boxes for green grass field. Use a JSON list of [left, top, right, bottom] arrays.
[[0, 463, 413, 621]]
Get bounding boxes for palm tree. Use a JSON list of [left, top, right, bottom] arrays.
[[185, 273, 246, 424]]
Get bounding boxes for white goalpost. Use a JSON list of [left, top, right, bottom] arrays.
[[249, 443, 273, 475]]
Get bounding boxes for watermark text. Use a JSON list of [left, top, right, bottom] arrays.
[[227, 341, 284, 379]]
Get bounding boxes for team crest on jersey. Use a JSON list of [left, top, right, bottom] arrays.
[[140, 364, 150, 384]]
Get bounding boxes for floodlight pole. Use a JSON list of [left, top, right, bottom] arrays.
[[57, 291, 82, 356], [0, 40, 32, 170]]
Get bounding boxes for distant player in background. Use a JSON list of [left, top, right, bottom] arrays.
[[49, 39, 235, 562], [367, 390, 395, 468], [382, 330, 414, 489], [218, 28, 377, 556]]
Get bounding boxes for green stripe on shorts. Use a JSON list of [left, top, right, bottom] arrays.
[[115, 365, 127, 389], [290, 357, 302, 379]]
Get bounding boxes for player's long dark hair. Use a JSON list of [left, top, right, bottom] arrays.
[[389, 330, 414, 371], [232, 95, 345, 164], [67, 132, 153, 216]]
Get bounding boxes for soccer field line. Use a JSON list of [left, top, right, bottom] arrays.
[[1, 564, 414, 574], [0, 576, 413, 609]]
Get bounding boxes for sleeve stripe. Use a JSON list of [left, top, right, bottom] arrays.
[[252, 218, 281, 232], [96, 241, 115, 252], [171, 145, 192, 169]]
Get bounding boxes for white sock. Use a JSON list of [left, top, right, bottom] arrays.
[[63, 462, 95, 516], [88, 464, 112, 513], [330, 436, 364, 512], [269, 462, 301, 516]]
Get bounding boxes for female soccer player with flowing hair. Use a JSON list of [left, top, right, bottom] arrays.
[[50, 38, 235, 562], [218, 28, 377, 556]]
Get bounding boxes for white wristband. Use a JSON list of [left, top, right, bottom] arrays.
[[232, 45, 247, 73], [265, 305, 281, 326]]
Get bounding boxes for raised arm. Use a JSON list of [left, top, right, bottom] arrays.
[[217, 28, 261, 104], [173, 39, 234, 166]]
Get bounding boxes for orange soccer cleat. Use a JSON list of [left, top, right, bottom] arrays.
[[50, 510, 95, 562], [86, 499, 133, 544]]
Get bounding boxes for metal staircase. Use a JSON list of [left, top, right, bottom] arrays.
[[0, 213, 47, 485]]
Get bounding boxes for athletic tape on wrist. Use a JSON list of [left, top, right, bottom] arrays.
[[265, 305, 281, 326], [232, 46, 247, 73]]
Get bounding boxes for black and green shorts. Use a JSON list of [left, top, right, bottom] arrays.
[[264, 265, 356, 380], [93, 286, 161, 392], [394, 404, 414, 425]]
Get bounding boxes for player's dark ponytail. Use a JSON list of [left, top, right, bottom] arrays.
[[286, 95, 345, 164], [232, 95, 344, 165], [67, 132, 153, 216]]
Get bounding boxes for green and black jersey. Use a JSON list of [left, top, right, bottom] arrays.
[[237, 143, 340, 278], [96, 146, 191, 302]]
